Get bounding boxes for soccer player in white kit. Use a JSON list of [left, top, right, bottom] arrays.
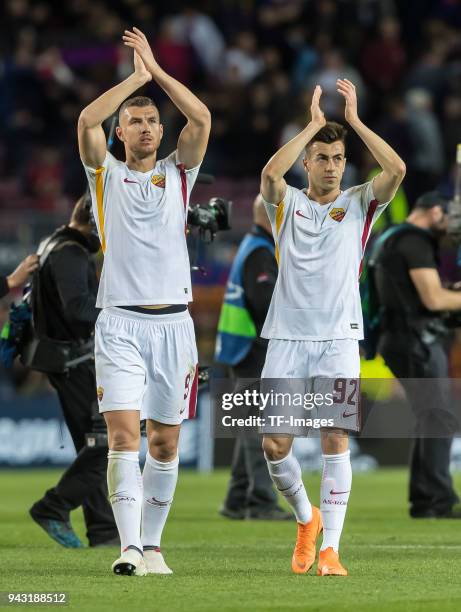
[[260, 81, 406, 575], [78, 28, 210, 576]]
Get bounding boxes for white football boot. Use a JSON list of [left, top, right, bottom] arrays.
[[112, 547, 147, 576], [144, 549, 173, 575]]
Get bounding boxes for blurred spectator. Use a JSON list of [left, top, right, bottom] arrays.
[[310, 49, 366, 120], [25, 146, 67, 212], [287, 25, 320, 94], [361, 17, 406, 92], [224, 32, 264, 85], [169, 7, 225, 77], [312, 0, 339, 36], [36, 48, 75, 88], [442, 96, 461, 163], [257, 0, 304, 46], [154, 18, 193, 85], [375, 96, 414, 163], [405, 88, 445, 199], [405, 49, 449, 101]]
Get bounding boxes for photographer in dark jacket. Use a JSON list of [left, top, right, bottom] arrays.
[[29, 196, 118, 547], [215, 196, 291, 520], [374, 192, 461, 518]]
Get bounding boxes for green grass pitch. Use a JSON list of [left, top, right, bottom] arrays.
[[0, 468, 461, 611]]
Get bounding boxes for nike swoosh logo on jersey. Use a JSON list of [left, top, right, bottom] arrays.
[[295, 209, 312, 220], [330, 489, 351, 495], [123, 178, 138, 184]]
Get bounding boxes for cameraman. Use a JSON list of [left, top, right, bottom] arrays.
[[374, 191, 461, 518], [215, 196, 291, 520], [0, 255, 39, 298], [29, 196, 118, 547]]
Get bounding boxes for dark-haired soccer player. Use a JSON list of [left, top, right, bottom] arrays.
[[78, 28, 210, 576], [260, 81, 405, 575]]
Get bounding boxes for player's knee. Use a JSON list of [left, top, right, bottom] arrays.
[[109, 428, 140, 451], [262, 437, 288, 462], [148, 439, 178, 462], [321, 429, 349, 454]]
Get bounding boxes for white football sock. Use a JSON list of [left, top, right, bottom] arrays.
[[107, 450, 143, 554], [141, 453, 179, 549], [320, 450, 352, 552], [265, 450, 312, 524]]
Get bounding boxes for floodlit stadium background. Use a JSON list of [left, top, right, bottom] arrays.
[[0, 0, 461, 470]]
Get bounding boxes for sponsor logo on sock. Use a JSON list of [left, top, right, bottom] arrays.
[[283, 483, 303, 498], [146, 496, 172, 507], [330, 489, 350, 495], [112, 496, 136, 504], [323, 497, 348, 506]]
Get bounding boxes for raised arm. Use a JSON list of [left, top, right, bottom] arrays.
[[337, 79, 406, 204], [260, 85, 326, 205], [123, 27, 211, 169], [78, 51, 152, 168]]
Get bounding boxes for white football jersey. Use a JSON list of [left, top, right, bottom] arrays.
[[262, 181, 388, 341], [83, 151, 200, 308]]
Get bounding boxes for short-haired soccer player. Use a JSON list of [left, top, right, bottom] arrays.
[[260, 80, 405, 575], [78, 27, 210, 576]]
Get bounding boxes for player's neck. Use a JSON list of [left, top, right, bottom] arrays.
[[306, 185, 341, 205], [125, 152, 158, 173]]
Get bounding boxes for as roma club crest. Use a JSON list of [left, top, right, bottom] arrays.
[[151, 174, 166, 188], [97, 386, 104, 402], [329, 207, 345, 222]]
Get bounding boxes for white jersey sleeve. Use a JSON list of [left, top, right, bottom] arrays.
[[262, 185, 296, 263], [359, 179, 390, 228], [81, 151, 119, 252], [164, 151, 202, 204]]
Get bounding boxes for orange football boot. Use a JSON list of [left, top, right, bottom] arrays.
[[317, 546, 348, 576], [291, 506, 323, 574]]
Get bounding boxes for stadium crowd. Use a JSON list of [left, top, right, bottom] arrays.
[[0, 0, 460, 214]]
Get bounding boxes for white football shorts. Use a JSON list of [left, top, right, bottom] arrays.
[[261, 338, 361, 432], [95, 307, 198, 424], [261, 338, 360, 379]]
